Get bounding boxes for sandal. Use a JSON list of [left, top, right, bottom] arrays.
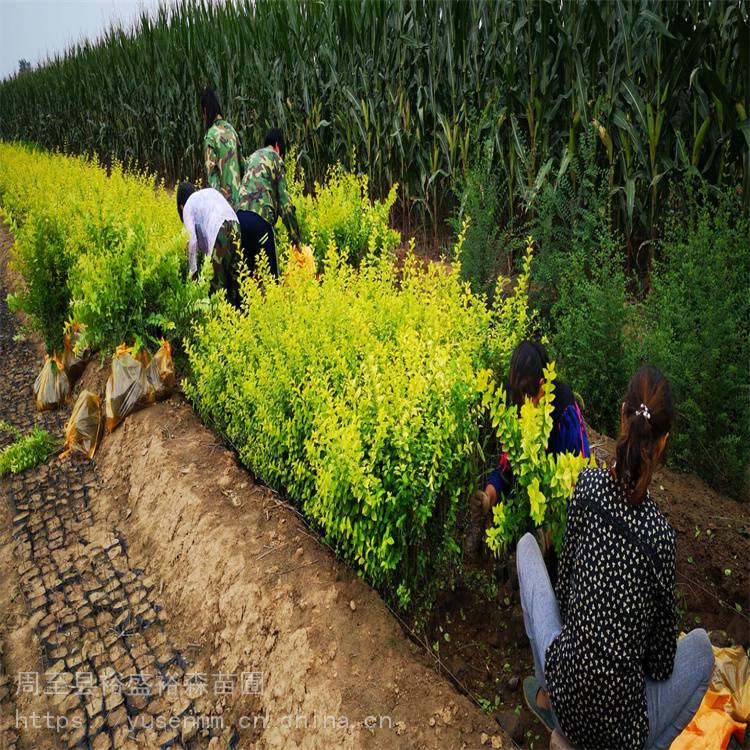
[[523, 676, 555, 733]]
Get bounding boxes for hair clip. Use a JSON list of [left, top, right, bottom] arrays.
[[635, 403, 651, 420]]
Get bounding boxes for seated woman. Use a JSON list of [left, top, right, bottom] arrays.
[[517, 365, 713, 749], [465, 340, 590, 561]]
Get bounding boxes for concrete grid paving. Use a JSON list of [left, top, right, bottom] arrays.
[[0, 260, 236, 749]]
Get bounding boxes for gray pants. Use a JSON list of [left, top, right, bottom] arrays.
[[516, 533, 714, 749]]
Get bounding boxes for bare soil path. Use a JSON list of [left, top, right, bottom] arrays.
[[0, 221, 510, 749]]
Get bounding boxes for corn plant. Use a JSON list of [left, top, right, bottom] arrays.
[[0, 0, 745, 249]]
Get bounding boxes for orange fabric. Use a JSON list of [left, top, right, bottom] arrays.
[[670, 689, 746, 750]]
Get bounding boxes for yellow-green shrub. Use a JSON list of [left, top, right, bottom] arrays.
[[0, 421, 59, 476], [0, 143, 398, 357], [478, 361, 596, 555], [184, 233, 534, 611], [279, 157, 400, 269], [0, 142, 202, 353]]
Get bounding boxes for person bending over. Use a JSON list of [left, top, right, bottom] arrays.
[[518, 365, 713, 749], [176, 182, 242, 306], [236, 128, 301, 279], [465, 340, 590, 561]]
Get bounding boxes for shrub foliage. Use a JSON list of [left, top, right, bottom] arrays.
[[284, 158, 401, 269], [0, 421, 59, 476], [185, 237, 535, 611], [449, 139, 515, 301], [532, 132, 630, 437], [0, 143, 195, 354], [478, 363, 596, 554], [632, 183, 750, 496]]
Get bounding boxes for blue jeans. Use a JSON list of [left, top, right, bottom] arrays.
[[644, 629, 714, 748], [516, 533, 713, 749]]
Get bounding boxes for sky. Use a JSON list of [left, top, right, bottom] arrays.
[[0, 0, 165, 81]]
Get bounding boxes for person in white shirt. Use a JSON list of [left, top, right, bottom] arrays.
[[177, 183, 241, 305]]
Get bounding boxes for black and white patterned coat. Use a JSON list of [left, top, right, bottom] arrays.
[[545, 467, 677, 749]]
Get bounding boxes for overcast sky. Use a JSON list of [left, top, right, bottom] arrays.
[[0, 0, 165, 81]]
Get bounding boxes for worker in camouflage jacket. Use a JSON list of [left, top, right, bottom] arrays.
[[201, 86, 243, 210], [235, 128, 301, 278]]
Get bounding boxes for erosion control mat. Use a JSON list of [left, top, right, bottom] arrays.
[[6, 462, 235, 749]]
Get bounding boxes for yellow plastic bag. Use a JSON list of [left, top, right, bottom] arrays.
[[284, 244, 316, 284], [33, 354, 70, 411], [145, 340, 175, 400], [61, 322, 89, 384], [670, 689, 746, 749], [711, 645, 750, 722], [104, 345, 155, 433], [60, 390, 103, 460]]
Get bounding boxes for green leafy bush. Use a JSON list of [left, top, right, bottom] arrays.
[[6, 212, 71, 354], [633, 182, 749, 497], [548, 244, 630, 437], [478, 363, 595, 554], [534, 132, 630, 435], [450, 139, 517, 301], [0, 422, 59, 476], [68, 214, 186, 352], [185, 237, 534, 612], [531, 130, 611, 315]]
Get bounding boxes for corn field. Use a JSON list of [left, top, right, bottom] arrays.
[[0, 0, 747, 244]]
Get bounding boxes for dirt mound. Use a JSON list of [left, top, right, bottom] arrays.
[[92, 395, 509, 749]]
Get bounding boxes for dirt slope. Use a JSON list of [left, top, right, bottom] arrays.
[[92, 396, 509, 749]]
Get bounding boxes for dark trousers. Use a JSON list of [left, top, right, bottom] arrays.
[[237, 210, 279, 278]]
